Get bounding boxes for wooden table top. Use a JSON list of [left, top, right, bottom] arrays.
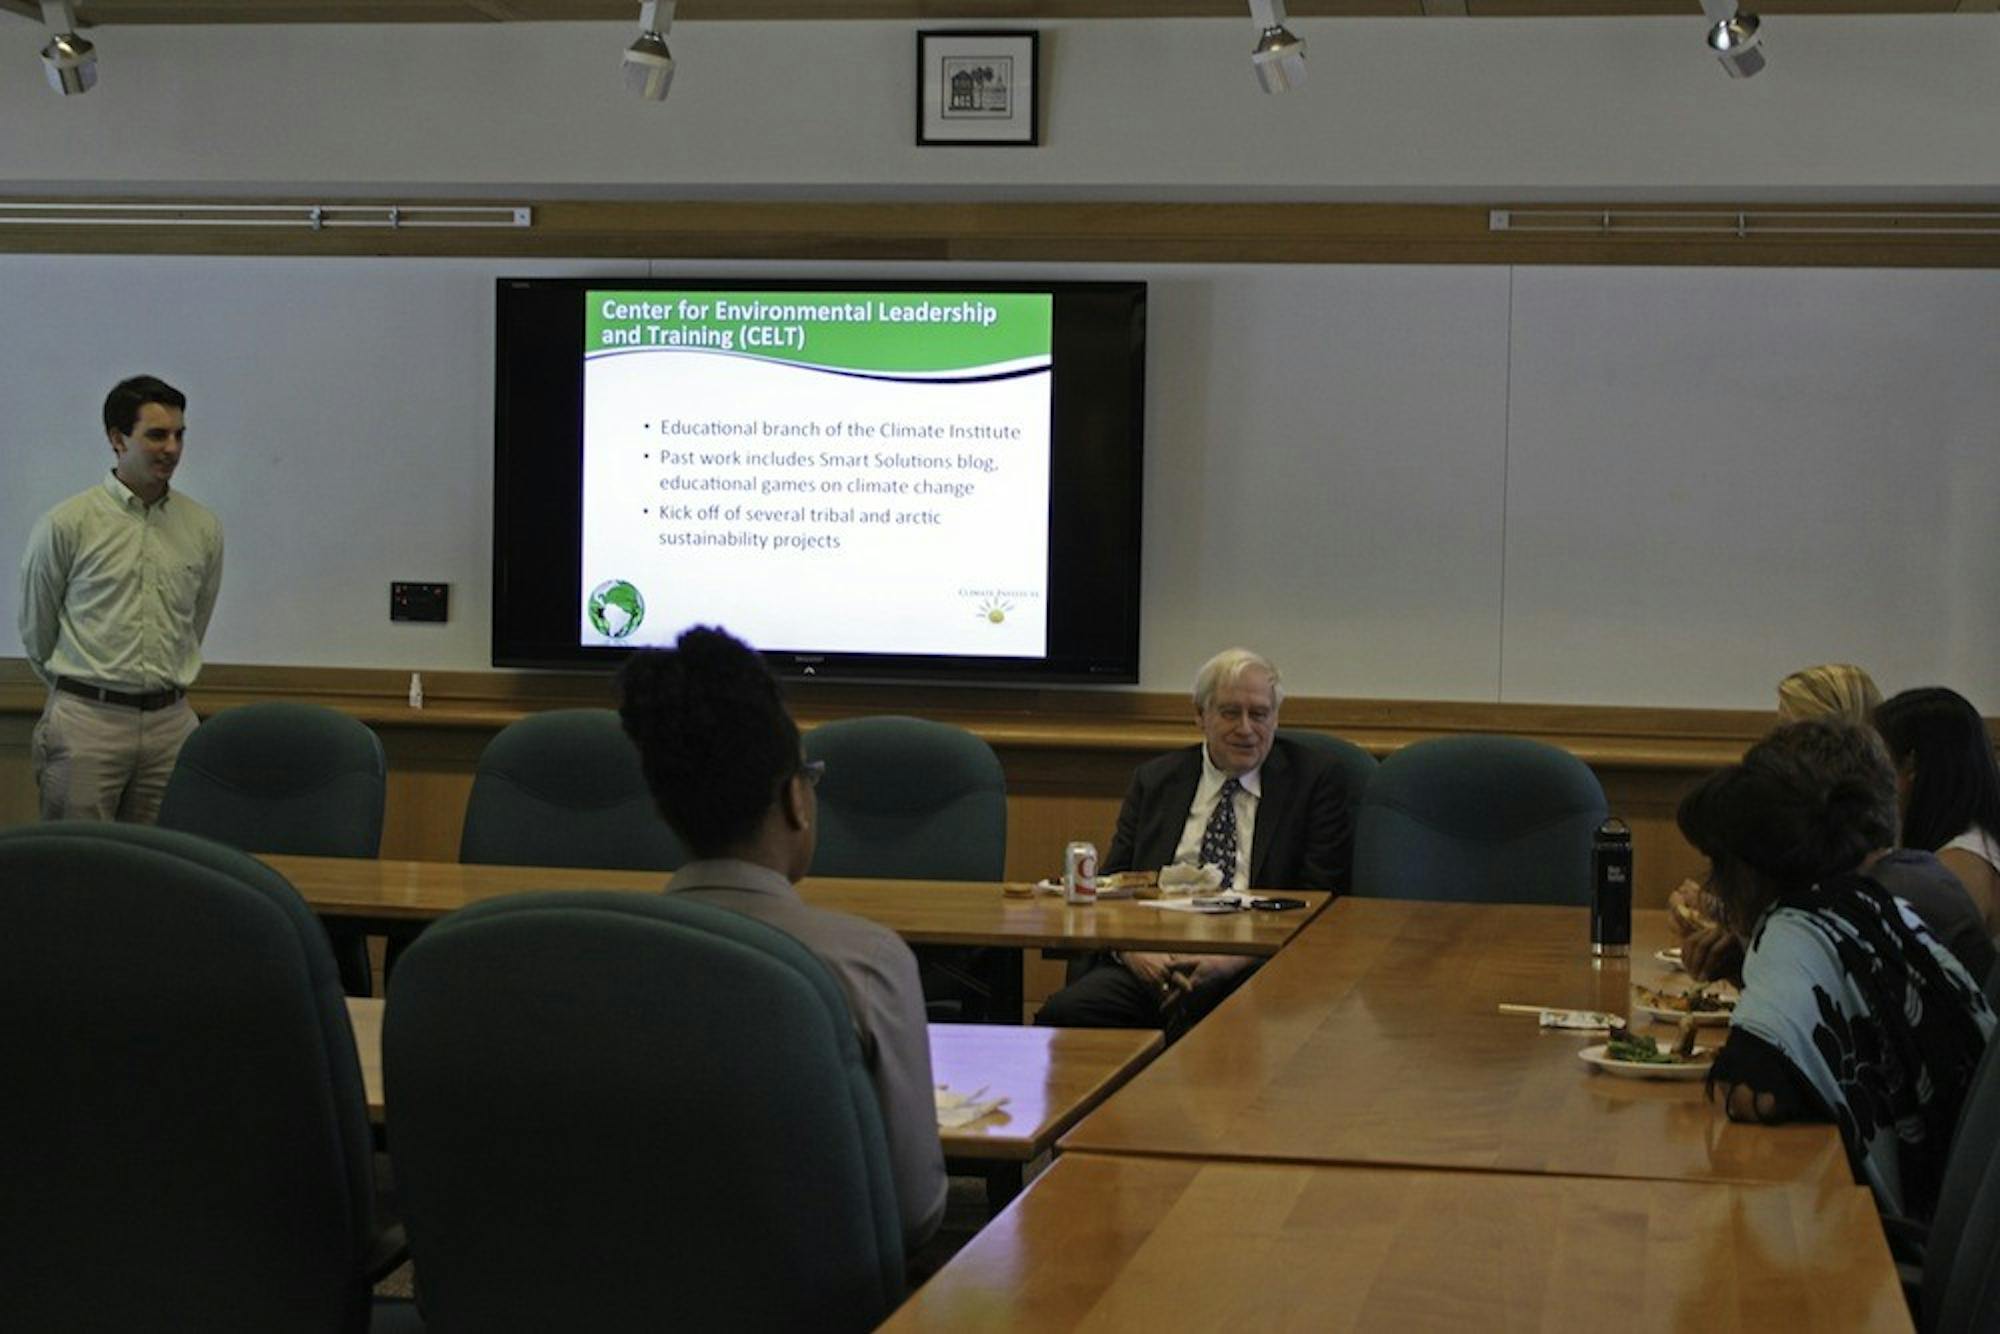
[[1059, 899, 1849, 1189], [931, 1024, 1164, 1162], [269, 854, 1326, 955], [880, 1152, 1910, 1333], [346, 997, 1158, 1161]]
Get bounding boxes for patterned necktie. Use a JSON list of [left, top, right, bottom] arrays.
[[1199, 776, 1241, 885]]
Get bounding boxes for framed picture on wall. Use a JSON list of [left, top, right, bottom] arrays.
[[916, 30, 1040, 147]]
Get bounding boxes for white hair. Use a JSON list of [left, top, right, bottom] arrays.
[[1193, 647, 1283, 712]]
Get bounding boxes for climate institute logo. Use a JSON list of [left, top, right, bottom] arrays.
[[588, 579, 646, 639]]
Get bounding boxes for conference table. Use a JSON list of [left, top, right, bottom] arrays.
[[1059, 899, 1849, 1189], [269, 853, 1329, 1020], [345, 997, 1161, 1205], [887, 898, 1907, 1330], [880, 1153, 1907, 1331]]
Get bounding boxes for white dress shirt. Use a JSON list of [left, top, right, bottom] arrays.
[[18, 471, 223, 691], [1169, 747, 1262, 890]]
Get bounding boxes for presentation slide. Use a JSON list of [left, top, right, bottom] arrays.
[[580, 290, 1053, 656]]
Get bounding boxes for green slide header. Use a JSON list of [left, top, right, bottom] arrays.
[[585, 290, 1053, 372]]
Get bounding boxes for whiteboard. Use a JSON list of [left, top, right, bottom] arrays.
[[3, 254, 1994, 711], [1502, 266, 2000, 709]]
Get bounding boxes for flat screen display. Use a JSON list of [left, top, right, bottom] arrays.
[[494, 278, 1144, 683]]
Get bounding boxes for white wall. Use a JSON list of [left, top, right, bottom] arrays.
[[1, 17, 1999, 198], [3, 14, 1996, 709], [1502, 266, 2000, 708], [4, 255, 1996, 711]]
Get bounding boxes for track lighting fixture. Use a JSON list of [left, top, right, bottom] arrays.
[[39, 1, 95, 97], [1701, 0, 1765, 80], [623, 1, 675, 102], [1248, 0, 1306, 95]]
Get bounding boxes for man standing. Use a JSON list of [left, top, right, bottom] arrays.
[[1036, 646, 1352, 1037], [19, 376, 223, 823]]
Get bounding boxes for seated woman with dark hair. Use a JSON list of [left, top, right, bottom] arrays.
[[618, 625, 946, 1249], [1678, 719, 1994, 1222], [1674, 711, 1996, 983], [1874, 686, 2000, 941]]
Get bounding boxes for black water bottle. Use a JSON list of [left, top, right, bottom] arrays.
[[1591, 817, 1632, 957]]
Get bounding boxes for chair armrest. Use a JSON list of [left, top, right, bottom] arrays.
[[362, 1223, 409, 1285]]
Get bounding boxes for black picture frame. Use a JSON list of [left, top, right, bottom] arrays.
[[916, 30, 1040, 147]]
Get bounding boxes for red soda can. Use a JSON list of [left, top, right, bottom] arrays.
[[1064, 841, 1098, 905]]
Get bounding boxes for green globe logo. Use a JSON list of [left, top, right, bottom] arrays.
[[588, 579, 646, 639]]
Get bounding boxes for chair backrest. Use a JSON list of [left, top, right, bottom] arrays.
[[1351, 735, 1608, 904], [804, 715, 1006, 880], [1934, 1134, 2000, 1333], [459, 708, 687, 870], [0, 822, 377, 1334], [1924, 1030, 2000, 1330], [385, 891, 905, 1333], [158, 701, 386, 858], [1276, 728, 1377, 829]]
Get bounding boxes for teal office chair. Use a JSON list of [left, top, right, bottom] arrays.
[[458, 709, 688, 870], [1934, 1147, 2000, 1332], [804, 715, 1008, 1019], [1920, 1030, 2000, 1331], [803, 715, 1006, 881], [1276, 728, 1377, 831], [1351, 735, 1608, 904], [158, 701, 388, 995], [384, 891, 904, 1333], [0, 822, 413, 1334]]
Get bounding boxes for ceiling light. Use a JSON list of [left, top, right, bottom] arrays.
[[1700, 0, 1765, 80], [38, 1, 95, 97], [1248, 0, 1305, 95], [623, 0, 675, 102]]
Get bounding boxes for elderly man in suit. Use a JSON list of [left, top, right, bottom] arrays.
[[1036, 647, 1352, 1037]]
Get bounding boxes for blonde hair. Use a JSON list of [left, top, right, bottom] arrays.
[[1777, 664, 1882, 726], [1193, 647, 1282, 712]]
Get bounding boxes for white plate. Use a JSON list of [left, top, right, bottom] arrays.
[[1633, 1002, 1732, 1027], [1654, 947, 1684, 971], [1578, 1042, 1713, 1081]]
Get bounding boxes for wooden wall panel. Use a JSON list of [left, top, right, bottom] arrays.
[[3, 199, 1999, 269], [0, 716, 38, 828]]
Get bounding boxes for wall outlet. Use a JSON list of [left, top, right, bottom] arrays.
[[390, 582, 449, 623]]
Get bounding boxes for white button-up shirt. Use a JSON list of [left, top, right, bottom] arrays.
[[18, 471, 224, 692], [1169, 746, 1262, 890]]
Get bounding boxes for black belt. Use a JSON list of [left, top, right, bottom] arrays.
[[55, 678, 186, 712]]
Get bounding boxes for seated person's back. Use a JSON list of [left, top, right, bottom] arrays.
[[1867, 847, 1997, 984], [1678, 718, 1995, 1223], [1875, 686, 2000, 945], [619, 627, 947, 1249]]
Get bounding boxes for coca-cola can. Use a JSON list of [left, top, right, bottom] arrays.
[[1064, 841, 1098, 905]]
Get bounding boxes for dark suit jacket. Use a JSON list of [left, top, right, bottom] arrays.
[[1101, 736, 1352, 892]]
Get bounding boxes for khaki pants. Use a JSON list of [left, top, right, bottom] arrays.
[[31, 690, 199, 825]]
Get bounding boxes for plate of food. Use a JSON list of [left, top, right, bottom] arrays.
[[1632, 982, 1737, 1026], [1024, 869, 1159, 899], [1579, 1029, 1713, 1081]]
